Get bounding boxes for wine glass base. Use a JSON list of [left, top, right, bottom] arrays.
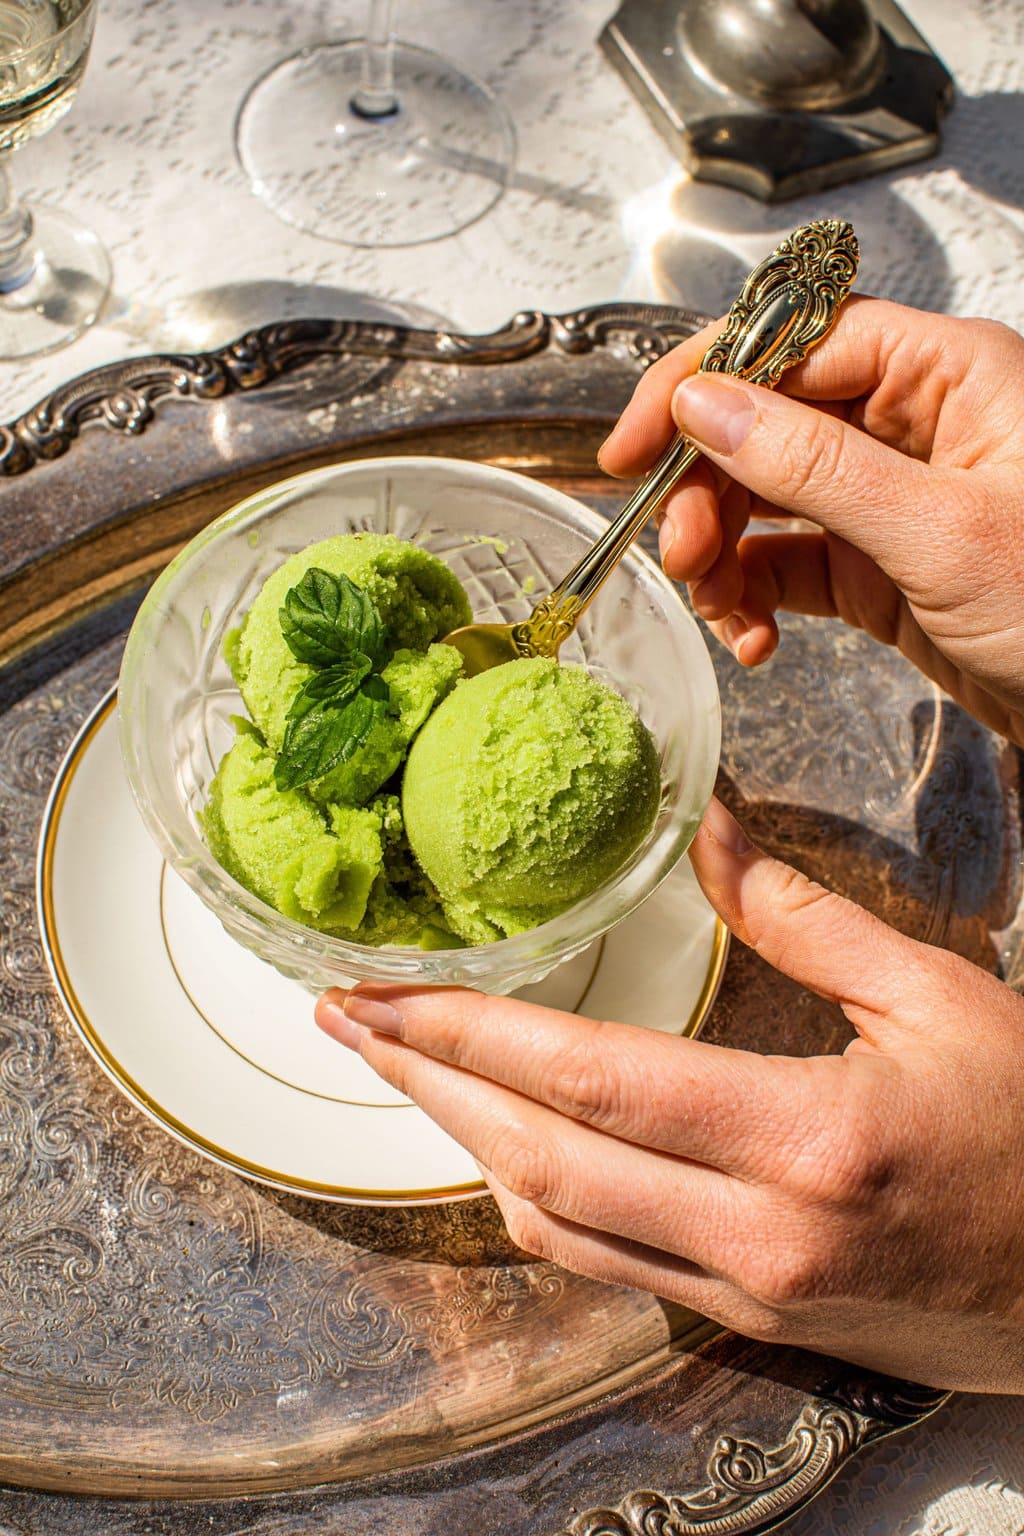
[[236, 39, 516, 248], [0, 203, 110, 360]]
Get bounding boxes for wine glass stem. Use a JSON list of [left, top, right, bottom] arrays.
[[0, 159, 35, 293], [351, 0, 399, 119]]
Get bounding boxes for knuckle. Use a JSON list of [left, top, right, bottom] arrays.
[[783, 1115, 897, 1210], [492, 1131, 561, 1210], [415, 1009, 461, 1061], [723, 1298, 792, 1345], [545, 1026, 626, 1130], [407, 989, 480, 1060], [745, 1239, 837, 1310], [940, 469, 998, 533], [773, 413, 845, 504], [822, 1119, 897, 1207], [771, 862, 829, 917], [745, 866, 844, 970]]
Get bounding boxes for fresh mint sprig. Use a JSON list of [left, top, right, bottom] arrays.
[[279, 565, 385, 669], [274, 568, 391, 791]]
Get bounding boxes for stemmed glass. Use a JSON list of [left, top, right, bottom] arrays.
[[235, 0, 515, 248], [0, 0, 109, 359]]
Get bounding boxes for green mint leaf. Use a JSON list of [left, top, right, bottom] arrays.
[[274, 674, 387, 791], [360, 671, 391, 705], [279, 568, 386, 668], [285, 656, 372, 721]]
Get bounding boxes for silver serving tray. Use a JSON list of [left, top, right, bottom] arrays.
[[2, 304, 1002, 1532]]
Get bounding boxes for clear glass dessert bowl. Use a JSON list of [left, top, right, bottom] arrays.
[[118, 457, 721, 996]]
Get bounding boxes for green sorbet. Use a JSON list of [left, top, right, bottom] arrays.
[[401, 657, 661, 944], [203, 532, 472, 947], [335, 793, 459, 949], [203, 727, 454, 944], [306, 642, 463, 807], [202, 723, 384, 931], [231, 532, 471, 757]]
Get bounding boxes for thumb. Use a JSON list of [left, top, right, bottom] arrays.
[[689, 798, 951, 1048], [671, 374, 944, 596]]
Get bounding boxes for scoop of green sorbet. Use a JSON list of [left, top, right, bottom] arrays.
[[202, 727, 457, 943], [401, 657, 661, 944], [202, 722, 384, 930], [231, 532, 471, 762]]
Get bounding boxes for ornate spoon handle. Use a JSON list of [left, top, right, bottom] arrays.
[[513, 218, 860, 659]]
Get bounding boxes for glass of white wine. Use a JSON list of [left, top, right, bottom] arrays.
[[235, 0, 515, 248], [0, 0, 109, 359]]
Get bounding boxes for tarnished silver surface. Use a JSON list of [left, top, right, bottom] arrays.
[[564, 1384, 940, 1536], [3, 306, 1013, 1528], [0, 303, 708, 478], [680, 0, 885, 111], [600, 0, 954, 200]]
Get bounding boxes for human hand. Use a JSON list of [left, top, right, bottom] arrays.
[[600, 297, 1024, 745], [316, 797, 1024, 1394]]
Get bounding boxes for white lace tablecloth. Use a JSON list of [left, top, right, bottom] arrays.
[[3, 0, 1023, 1530]]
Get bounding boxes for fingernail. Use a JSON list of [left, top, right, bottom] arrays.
[[703, 796, 754, 856], [672, 376, 755, 456], [315, 993, 364, 1051], [658, 515, 675, 564], [724, 614, 748, 657], [343, 986, 403, 1035]]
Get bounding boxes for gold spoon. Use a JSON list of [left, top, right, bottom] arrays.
[[444, 217, 859, 677]]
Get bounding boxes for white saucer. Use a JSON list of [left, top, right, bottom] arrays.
[[38, 691, 728, 1206]]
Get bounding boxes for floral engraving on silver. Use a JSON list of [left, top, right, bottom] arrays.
[[564, 1387, 947, 1536], [700, 218, 859, 388]]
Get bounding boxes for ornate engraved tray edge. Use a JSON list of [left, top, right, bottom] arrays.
[[0, 306, 953, 1534]]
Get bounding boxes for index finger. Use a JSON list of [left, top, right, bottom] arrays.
[[599, 316, 723, 478], [599, 295, 927, 479], [315, 980, 823, 1181]]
